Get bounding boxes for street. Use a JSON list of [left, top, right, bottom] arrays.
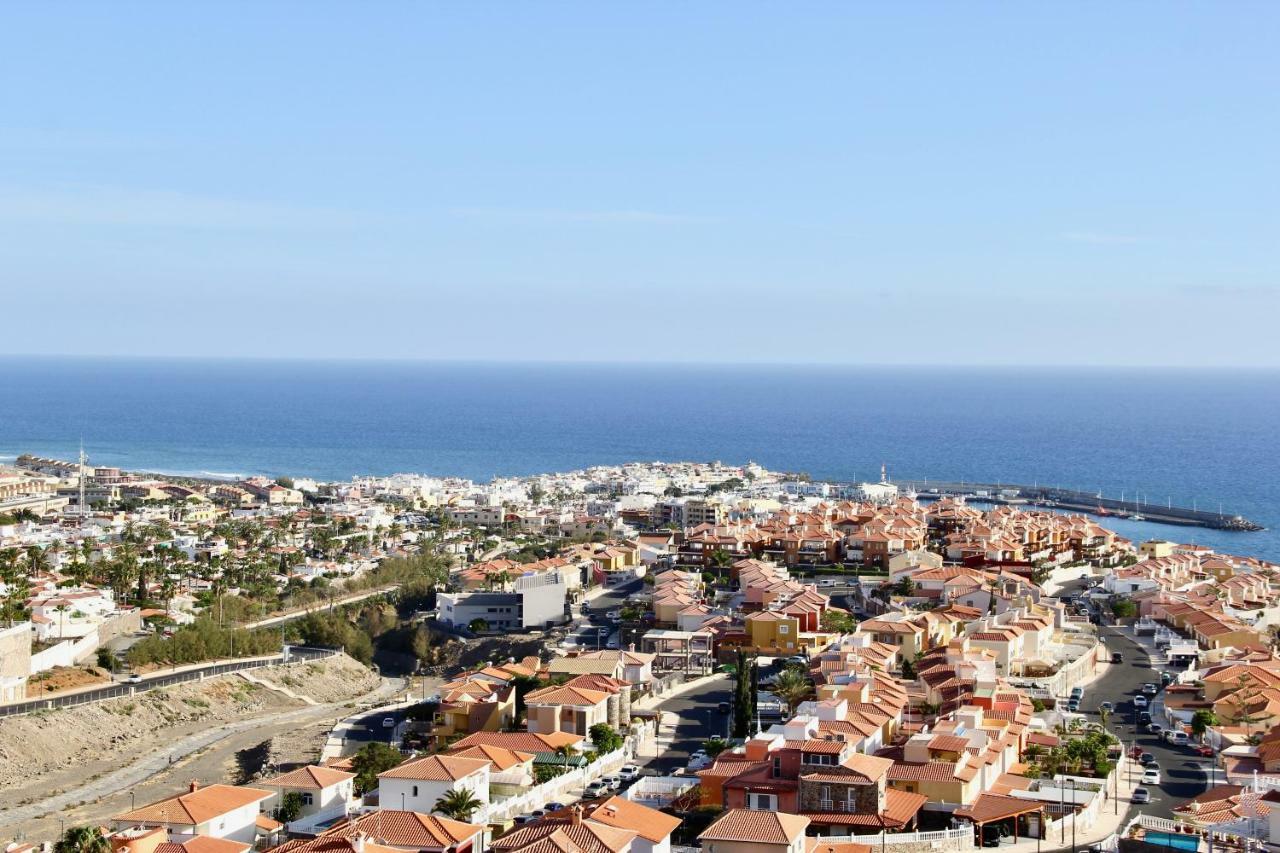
[[1078, 625, 1209, 820], [645, 676, 733, 774]]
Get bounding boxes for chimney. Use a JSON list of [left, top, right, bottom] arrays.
[[628, 643, 636, 652], [352, 834, 367, 853], [188, 781, 199, 794], [570, 805, 583, 825]]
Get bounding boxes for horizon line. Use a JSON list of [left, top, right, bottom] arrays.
[[1, 351, 1279, 372]]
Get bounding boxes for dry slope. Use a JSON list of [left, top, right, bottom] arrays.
[[0, 654, 378, 794]]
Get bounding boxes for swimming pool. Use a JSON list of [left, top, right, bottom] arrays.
[[1143, 832, 1201, 851]]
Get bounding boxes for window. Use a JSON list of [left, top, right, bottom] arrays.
[[746, 792, 777, 811], [772, 756, 782, 777], [301, 792, 314, 806], [412, 785, 419, 797], [802, 753, 835, 766], [778, 625, 789, 634]]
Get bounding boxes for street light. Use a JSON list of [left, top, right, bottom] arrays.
[[1067, 778, 1078, 853]]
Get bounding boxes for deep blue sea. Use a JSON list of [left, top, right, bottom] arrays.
[[1, 357, 1277, 559]]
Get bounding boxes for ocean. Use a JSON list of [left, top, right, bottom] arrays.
[[1, 357, 1277, 559]]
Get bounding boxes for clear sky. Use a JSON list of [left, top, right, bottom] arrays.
[[1, 3, 1277, 366]]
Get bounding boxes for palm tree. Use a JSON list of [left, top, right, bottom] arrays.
[[433, 788, 483, 822], [54, 825, 110, 853], [771, 668, 812, 715]]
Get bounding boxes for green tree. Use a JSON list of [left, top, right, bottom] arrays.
[[732, 650, 752, 739], [704, 737, 728, 758], [54, 826, 110, 853], [434, 788, 483, 822], [1110, 597, 1138, 618], [589, 723, 625, 753], [771, 668, 812, 715], [351, 742, 404, 795], [1191, 709, 1219, 742], [894, 576, 915, 596], [468, 618, 489, 633], [820, 610, 857, 633], [274, 791, 305, 822]]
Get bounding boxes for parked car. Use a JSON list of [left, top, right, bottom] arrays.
[[602, 775, 622, 790], [1133, 696, 1148, 709], [1070, 687, 1084, 698], [1195, 745, 1214, 757], [1167, 731, 1190, 746], [1099, 702, 1114, 713], [1138, 712, 1152, 725], [1143, 683, 1159, 695], [606, 610, 621, 620], [717, 701, 731, 714], [529, 809, 548, 819], [1111, 652, 1124, 664], [382, 717, 396, 728], [1140, 752, 1156, 765], [1148, 723, 1164, 736], [583, 781, 608, 799], [1161, 672, 1175, 686], [513, 814, 538, 825], [1143, 769, 1162, 785], [618, 765, 641, 782], [544, 802, 567, 813], [1067, 700, 1080, 712], [1132, 788, 1152, 804]]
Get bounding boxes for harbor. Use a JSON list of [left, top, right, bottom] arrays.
[[893, 479, 1264, 531]]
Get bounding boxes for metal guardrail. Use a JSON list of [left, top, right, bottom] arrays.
[[0, 646, 338, 718]]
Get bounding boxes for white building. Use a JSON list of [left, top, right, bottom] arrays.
[[376, 755, 490, 815]]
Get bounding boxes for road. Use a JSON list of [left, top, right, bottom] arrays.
[[1077, 624, 1209, 821], [644, 676, 733, 775]]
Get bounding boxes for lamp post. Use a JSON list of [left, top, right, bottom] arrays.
[[1059, 783, 1065, 844], [1067, 779, 1078, 853]]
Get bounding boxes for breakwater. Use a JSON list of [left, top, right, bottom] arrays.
[[893, 479, 1263, 531]]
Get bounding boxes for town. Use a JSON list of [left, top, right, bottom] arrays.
[[3, 455, 1280, 853]]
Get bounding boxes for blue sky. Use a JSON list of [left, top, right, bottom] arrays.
[[1, 3, 1277, 365]]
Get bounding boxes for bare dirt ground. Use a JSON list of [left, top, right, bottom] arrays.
[[0, 654, 391, 844], [24, 665, 111, 698]]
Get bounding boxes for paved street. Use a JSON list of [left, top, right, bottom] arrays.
[[644, 676, 733, 774], [1077, 624, 1209, 821]]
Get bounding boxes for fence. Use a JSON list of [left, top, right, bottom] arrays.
[[30, 630, 100, 673], [821, 828, 975, 850], [0, 645, 338, 718], [478, 747, 629, 823]]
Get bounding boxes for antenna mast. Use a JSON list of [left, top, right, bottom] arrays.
[[79, 441, 88, 524]]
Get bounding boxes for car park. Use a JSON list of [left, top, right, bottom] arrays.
[[1132, 787, 1152, 804], [1143, 769, 1162, 785]]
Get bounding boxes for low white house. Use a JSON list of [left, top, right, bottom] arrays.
[[257, 765, 356, 831], [376, 755, 490, 815], [112, 783, 274, 845]]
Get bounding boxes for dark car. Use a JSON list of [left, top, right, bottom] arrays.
[[1111, 652, 1124, 664], [1138, 711, 1152, 725], [1140, 752, 1156, 765], [717, 701, 731, 714]]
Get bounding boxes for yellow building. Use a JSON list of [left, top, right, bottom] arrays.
[[745, 610, 802, 654]]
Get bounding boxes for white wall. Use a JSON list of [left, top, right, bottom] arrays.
[[378, 769, 489, 814]]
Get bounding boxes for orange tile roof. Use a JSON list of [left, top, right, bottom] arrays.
[[377, 754, 489, 781], [310, 810, 483, 850], [586, 796, 682, 843], [259, 765, 354, 790], [700, 810, 810, 845], [116, 784, 273, 826]]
